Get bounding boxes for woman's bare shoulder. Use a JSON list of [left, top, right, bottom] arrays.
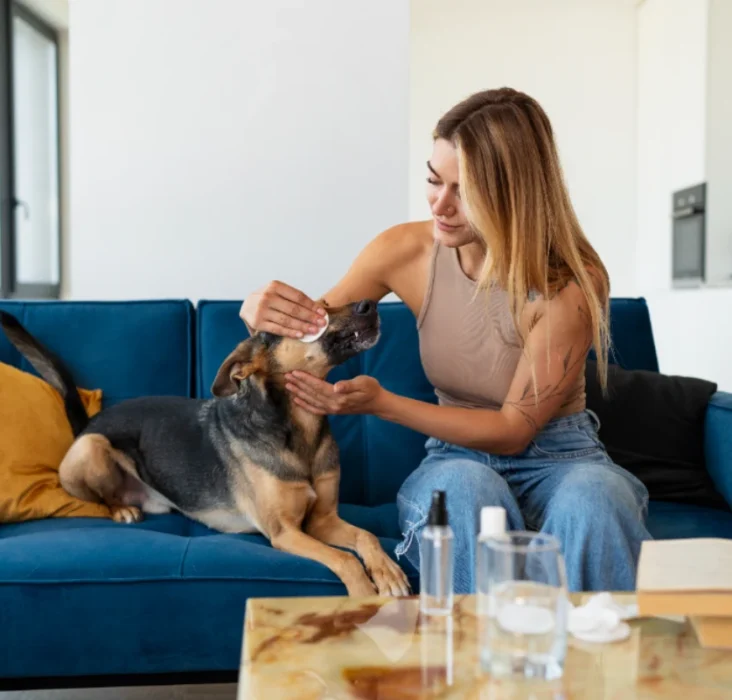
[[361, 220, 433, 273], [372, 220, 434, 255], [526, 269, 603, 339], [323, 221, 435, 307]]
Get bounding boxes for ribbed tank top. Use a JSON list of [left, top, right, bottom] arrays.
[[417, 242, 586, 412]]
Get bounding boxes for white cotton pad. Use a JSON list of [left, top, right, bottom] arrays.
[[571, 621, 631, 644], [299, 313, 329, 343], [497, 603, 556, 636], [567, 592, 635, 644]]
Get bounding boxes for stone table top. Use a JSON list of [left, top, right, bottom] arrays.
[[238, 593, 732, 699]]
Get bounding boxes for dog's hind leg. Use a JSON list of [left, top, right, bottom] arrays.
[[59, 434, 143, 524]]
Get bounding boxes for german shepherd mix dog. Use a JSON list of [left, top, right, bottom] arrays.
[[0, 301, 409, 597]]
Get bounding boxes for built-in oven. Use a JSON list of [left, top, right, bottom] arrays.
[[672, 183, 706, 286]]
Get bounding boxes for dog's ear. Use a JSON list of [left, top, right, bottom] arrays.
[[211, 339, 269, 397]]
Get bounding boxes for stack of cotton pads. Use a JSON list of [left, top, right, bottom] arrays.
[[568, 592, 638, 643]]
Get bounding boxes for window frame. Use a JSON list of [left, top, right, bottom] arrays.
[[0, 0, 62, 299]]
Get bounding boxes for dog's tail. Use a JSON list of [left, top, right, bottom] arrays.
[[0, 311, 90, 437]]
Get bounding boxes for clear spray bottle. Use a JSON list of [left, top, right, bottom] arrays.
[[420, 490, 454, 615]]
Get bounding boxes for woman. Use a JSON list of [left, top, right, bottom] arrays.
[[241, 88, 651, 593]]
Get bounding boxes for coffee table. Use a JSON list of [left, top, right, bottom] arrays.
[[238, 593, 732, 699]]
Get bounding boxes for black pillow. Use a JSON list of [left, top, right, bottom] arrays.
[[585, 360, 728, 511]]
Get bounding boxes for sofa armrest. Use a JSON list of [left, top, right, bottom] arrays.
[[705, 391, 732, 508]]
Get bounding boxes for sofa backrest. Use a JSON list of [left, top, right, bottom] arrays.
[[0, 300, 194, 406], [196, 297, 660, 506], [0, 297, 659, 507], [595, 298, 659, 372]]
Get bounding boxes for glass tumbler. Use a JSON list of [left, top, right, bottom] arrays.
[[478, 532, 569, 681]]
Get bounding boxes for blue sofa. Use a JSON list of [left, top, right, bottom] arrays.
[[0, 297, 731, 685]]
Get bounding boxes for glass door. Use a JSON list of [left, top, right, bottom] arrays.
[[10, 3, 60, 297]]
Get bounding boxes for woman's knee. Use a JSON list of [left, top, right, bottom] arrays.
[[546, 464, 648, 532], [397, 457, 512, 519], [396, 457, 518, 558], [396, 456, 518, 593]]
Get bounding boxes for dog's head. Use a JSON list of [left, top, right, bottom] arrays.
[[210, 300, 380, 398]]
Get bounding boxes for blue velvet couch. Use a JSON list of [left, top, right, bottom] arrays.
[[0, 297, 731, 685]]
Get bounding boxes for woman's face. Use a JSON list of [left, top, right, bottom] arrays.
[[425, 138, 473, 247]]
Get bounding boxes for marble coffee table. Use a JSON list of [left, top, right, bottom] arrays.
[[238, 593, 732, 699]]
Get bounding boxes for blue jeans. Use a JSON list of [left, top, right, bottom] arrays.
[[395, 410, 651, 593]]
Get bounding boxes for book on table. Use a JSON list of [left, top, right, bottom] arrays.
[[636, 538, 732, 649], [636, 538, 732, 617]]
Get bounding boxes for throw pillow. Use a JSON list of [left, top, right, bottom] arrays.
[[0, 362, 110, 522], [585, 359, 727, 510]]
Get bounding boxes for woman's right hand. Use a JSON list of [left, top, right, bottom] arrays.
[[240, 281, 328, 338]]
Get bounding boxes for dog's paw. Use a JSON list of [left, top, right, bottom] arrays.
[[368, 552, 412, 598], [111, 506, 143, 524], [345, 574, 378, 597]]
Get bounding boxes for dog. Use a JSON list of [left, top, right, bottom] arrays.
[[0, 301, 410, 597]]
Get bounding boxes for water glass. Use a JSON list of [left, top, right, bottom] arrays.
[[478, 532, 569, 681]]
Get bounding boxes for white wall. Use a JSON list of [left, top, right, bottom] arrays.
[[409, 0, 639, 296], [637, 0, 732, 390], [636, 0, 708, 292], [705, 0, 732, 285], [68, 0, 409, 301]]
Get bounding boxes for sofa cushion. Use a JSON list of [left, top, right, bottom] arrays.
[[0, 361, 110, 523], [646, 500, 732, 540], [0, 301, 194, 406], [586, 360, 727, 511], [705, 391, 732, 508], [0, 510, 418, 679]]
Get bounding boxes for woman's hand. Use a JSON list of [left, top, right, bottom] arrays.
[[285, 372, 386, 416], [240, 281, 327, 338]]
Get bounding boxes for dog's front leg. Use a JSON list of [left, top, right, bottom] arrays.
[[250, 470, 377, 597], [305, 438, 411, 597], [270, 525, 377, 597]]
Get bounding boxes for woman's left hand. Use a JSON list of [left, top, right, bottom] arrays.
[[285, 371, 385, 416]]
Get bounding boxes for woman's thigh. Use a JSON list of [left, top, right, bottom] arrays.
[[395, 440, 524, 562]]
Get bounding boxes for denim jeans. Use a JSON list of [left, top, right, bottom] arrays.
[[395, 410, 652, 593]]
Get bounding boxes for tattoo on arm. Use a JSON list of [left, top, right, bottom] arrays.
[[505, 401, 539, 431], [503, 305, 593, 430], [528, 310, 543, 334]]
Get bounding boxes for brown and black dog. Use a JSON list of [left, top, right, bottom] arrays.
[[0, 301, 409, 597]]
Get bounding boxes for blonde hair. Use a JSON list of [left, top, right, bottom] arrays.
[[434, 87, 610, 390]]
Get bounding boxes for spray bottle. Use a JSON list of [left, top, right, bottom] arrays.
[[419, 490, 454, 615]]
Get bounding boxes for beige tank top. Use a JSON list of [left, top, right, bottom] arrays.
[[417, 242, 586, 412]]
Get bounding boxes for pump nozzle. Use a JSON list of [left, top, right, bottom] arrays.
[[427, 490, 448, 527]]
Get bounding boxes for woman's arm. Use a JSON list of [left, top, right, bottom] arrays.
[[240, 223, 430, 337], [286, 282, 594, 455]]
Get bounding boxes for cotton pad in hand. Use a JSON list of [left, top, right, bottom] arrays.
[[300, 313, 329, 343]]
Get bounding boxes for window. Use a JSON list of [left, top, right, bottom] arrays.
[[0, 0, 61, 299]]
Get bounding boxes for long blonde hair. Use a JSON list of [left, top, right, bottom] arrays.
[[434, 87, 610, 390]]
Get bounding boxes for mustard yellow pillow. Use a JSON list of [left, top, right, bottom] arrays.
[[0, 361, 111, 522]]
